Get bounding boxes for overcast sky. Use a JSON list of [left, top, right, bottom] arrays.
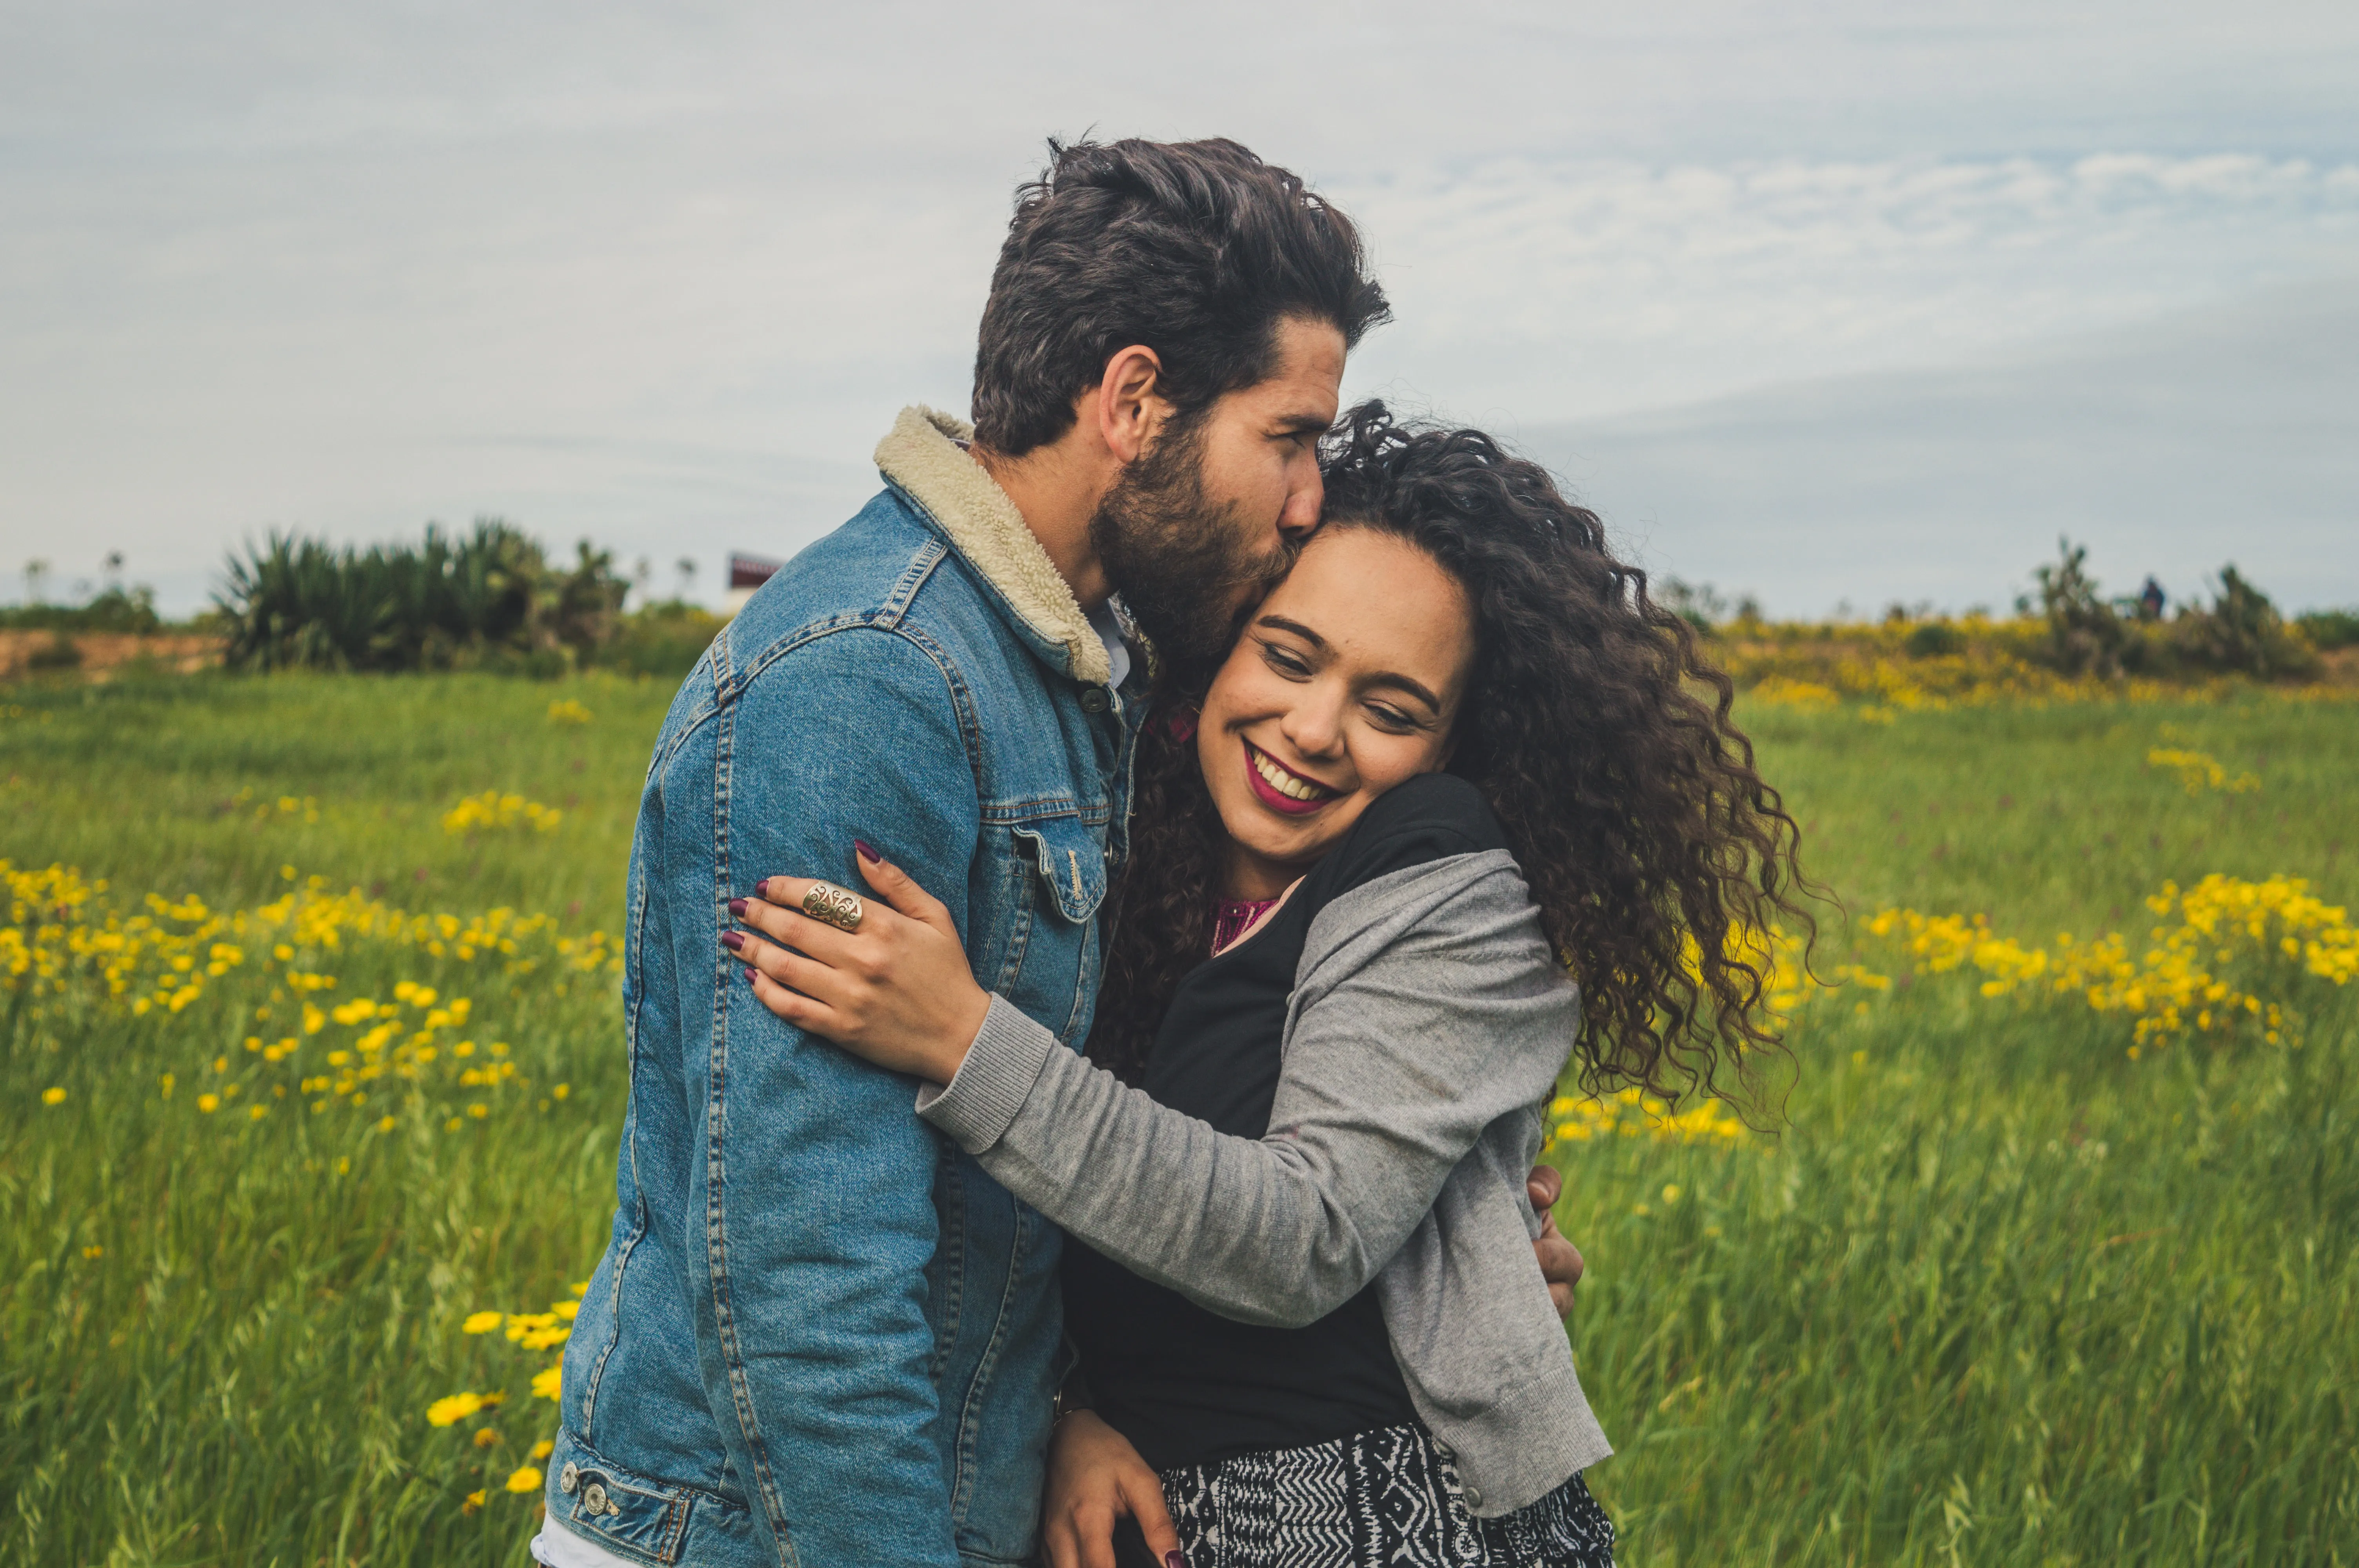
[[4, 0, 2355, 616]]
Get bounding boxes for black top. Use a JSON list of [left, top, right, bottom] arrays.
[[1062, 772, 1509, 1472]]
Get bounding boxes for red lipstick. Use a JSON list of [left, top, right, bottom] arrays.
[[1241, 740, 1339, 817]]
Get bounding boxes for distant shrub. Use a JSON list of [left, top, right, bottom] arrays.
[[0, 586, 163, 635], [25, 631, 84, 671], [2295, 609, 2359, 651], [217, 522, 627, 675], [595, 601, 726, 679], [2025, 541, 2316, 682], [1656, 577, 1727, 637], [2167, 566, 2318, 679], [2031, 538, 2133, 677], [1903, 621, 1964, 659]]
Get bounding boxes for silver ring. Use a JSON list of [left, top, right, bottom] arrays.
[[801, 881, 864, 933]]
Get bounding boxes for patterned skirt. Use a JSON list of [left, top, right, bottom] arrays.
[[1157, 1424, 1615, 1568]]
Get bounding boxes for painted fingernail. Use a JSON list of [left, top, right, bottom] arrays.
[[728, 897, 748, 918], [743, 966, 757, 984], [1167, 1553, 1189, 1568], [722, 931, 745, 952], [854, 839, 880, 864]]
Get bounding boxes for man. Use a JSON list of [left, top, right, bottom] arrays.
[[538, 137, 1581, 1568]]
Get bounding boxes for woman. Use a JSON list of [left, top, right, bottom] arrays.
[[723, 406, 1810, 1567]]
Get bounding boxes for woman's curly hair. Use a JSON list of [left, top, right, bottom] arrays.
[[1087, 401, 1817, 1107]]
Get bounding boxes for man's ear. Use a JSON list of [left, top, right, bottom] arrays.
[[1092, 345, 1169, 465]]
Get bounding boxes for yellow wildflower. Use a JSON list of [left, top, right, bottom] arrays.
[[427, 1392, 489, 1427], [41, 1086, 65, 1105], [505, 1465, 544, 1494]]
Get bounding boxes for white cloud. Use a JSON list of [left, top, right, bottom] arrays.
[[2, 1, 2357, 610], [1342, 152, 2359, 422]]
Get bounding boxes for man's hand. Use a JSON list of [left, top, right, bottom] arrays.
[[1527, 1165, 1585, 1317], [1042, 1410, 1184, 1568]]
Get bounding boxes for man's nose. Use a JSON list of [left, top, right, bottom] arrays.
[[1277, 470, 1324, 543]]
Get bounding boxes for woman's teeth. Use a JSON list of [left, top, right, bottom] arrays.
[[1251, 746, 1332, 802]]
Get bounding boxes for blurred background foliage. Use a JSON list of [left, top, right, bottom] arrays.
[[7, 527, 2355, 694]]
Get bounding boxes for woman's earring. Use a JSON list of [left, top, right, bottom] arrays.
[[1161, 707, 1199, 743]]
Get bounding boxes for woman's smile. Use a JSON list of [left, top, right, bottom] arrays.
[[1241, 739, 1341, 815]]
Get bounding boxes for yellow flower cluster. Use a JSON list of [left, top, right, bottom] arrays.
[[442, 791, 563, 836], [432, 1286, 587, 1509], [1735, 637, 2172, 714], [1547, 1086, 1750, 1149], [1749, 676, 1842, 713], [1867, 874, 2353, 1053], [4, 859, 620, 1121], [1862, 910, 2050, 998], [226, 786, 322, 824], [2145, 747, 2260, 794], [1714, 613, 2359, 712], [1676, 921, 1818, 1022], [4, 860, 614, 1009], [547, 699, 594, 725]]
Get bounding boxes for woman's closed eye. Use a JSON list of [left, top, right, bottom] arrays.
[[1363, 701, 1423, 735], [1258, 638, 1314, 679]]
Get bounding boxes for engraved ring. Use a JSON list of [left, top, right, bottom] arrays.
[[801, 881, 865, 934]]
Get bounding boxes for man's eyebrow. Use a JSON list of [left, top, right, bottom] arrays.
[[1256, 614, 1443, 712], [1270, 410, 1332, 434]]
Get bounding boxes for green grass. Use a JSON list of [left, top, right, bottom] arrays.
[[3, 673, 2354, 1564], [1560, 695, 2359, 1564]]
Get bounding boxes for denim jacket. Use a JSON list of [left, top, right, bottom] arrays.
[[543, 407, 1147, 1568]]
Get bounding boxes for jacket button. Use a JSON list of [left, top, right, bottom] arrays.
[[558, 1463, 579, 1494], [1079, 687, 1110, 714], [581, 1481, 610, 1516], [1463, 1484, 1484, 1510]]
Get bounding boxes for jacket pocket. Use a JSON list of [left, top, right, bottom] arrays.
[[1010, 814, 1107, 925], [547, 1428, 716, 1566]]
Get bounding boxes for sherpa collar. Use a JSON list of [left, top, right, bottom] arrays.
[[873, 405, 1111, 687]]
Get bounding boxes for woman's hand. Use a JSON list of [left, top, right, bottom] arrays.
[[726, 845, 990, 1084], [1042, 1410, 1183, 1568], [1526, 1165, 1586, 1316]]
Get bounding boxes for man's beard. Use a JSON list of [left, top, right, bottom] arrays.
[[1089, 414, 1294, 686]]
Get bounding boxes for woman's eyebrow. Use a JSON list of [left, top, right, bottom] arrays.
[[1256, 613, 1327, 650], [1365, 671, 1443, 713]]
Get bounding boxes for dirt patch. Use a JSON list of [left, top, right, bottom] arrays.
[[0, 632, 224, 680]]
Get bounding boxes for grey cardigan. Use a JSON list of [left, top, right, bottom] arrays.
[[915, 849, 1613, 1516]]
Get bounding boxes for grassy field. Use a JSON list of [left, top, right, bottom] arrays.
[[3, 672, 2354, 1564]]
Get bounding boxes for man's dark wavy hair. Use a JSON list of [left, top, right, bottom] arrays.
[[1087, 403, 1818, 1108], [971, 138, 1390, 458]]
